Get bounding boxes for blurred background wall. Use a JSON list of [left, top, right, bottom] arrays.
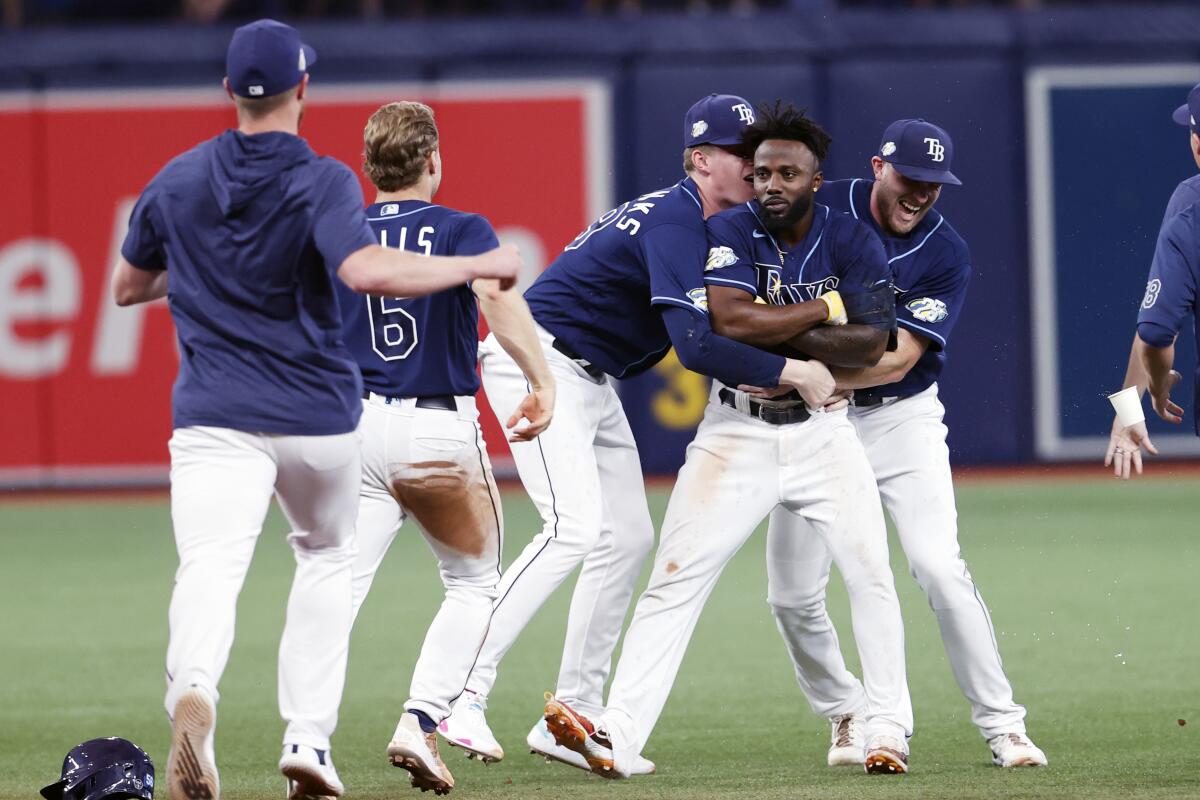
[[2, 2, 1200, 485]]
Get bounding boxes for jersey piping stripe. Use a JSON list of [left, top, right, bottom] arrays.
[[746, 202, 786, 255], [651, 295, 707, 314], [888, 215, 944, 264], [897, 317, 947, 346], [679, 181, 702, 210], [847, 178, 864, 219], [615, 342, 673, 378], [366, 206, 433, 221], [703, 276, 758, 293], [796, 205, 830, 284]]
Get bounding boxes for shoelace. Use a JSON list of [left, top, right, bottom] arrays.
[[833, 717, 855, 748], [1001, 733, 1028, 747]]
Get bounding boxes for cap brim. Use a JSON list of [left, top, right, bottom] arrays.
[[301, 43, 317, 70], [1172, 103, 1191, 127], [889, 161, 962, 187], [40, 780, 66, 800]]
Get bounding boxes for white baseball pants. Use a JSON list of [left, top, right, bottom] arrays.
[[468, 327, 655, 715], [604, 390, 912, 753], [767, 383, 1027, 739], [165, 425, 361, 750], [349, 394, 503, 723]]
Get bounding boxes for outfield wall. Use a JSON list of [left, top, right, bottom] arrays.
[[2, 7, 1200, 484]]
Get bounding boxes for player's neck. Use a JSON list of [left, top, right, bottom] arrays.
[[237, 109, 301, 137], [374, 187, 432, 204], [776, 210, 815, 249]]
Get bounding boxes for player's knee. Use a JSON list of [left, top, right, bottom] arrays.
[[767, 588, 828, 618], [909, 556, 975, 607]]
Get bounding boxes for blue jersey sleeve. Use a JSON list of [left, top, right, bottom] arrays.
[[1162, 178, 1200, 227], [453, 214, 500, 257], [702, 212, 758, 297], [895, 249, 971, 351], [120, 180, 167, 271], [312, 164, 377, 271], [644, 222, 711, 315], [832, 220, 891, 296], [1137, 208, 1198, 345]]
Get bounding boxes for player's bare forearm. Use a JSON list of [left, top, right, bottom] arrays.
[[707, 285, 828, 346], [830, 328, 929, 390], [787, 324, 887, 369], [1120, 332, 1151, 393], [112, 258, 167, 306], [1136, 335, 1175, 396], [476, 281, 553, 391], [339, 243, 520, 298]]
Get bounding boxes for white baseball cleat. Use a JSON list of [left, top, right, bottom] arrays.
[[279, 744, 344, 800], [389, 712, 455, 795], [542, 693, 621, 778], [989, 732, 1048, 767], [864, 734, 909, 775], [827, 713, 865, 767], [438, 691, 503, 763], [527, 718, 656, 776], [167, 686, 220, 800]]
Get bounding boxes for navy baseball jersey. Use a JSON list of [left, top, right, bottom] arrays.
[[337, 200, 498, 397], [703, 201, 892, 339], [816, 178, 972, 402], [1163, 173, 1200, 226], [121, 130, 376, 436], [1137, 203, 1200, 434], [523, 177, 716, 378]]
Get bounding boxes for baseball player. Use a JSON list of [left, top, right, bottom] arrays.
[[111, 21, 518, 800], [1106, 81, 1200, 478], [764, 119, 1048, 768], [542, 102, 913, 777], [337, 101, 553, 795], [438, 95, 838, 772]]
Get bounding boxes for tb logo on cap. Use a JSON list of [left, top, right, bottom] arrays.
[[732, 103, 755, 124], [924, 137, 945, 162]]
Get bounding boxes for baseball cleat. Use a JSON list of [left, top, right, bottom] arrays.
[[542, 693, 619, 778], [389, 712, 455, 795], [279, 744, 344, 800], [989, 732, 1048, 768], [527, 718, 657, 776], [827, 713, 866, 767], [439, 691, 503, 763], [864, 734, 909, 775], [168, 686, 220, 800]]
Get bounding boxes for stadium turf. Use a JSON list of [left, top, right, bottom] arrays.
[[3, 476, 1198, 800]]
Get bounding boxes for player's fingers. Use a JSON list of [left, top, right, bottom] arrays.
[[1142, 434, 1159, 455], [1121, 451, 1131, 480], [1103, 437, 1116, 467], [1132, 449, 1144, 475], [1168, 369, 1183, 389], [505, 409, 524, 429]]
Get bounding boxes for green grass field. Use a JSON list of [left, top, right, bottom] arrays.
[[3, 476, 1199, 800]]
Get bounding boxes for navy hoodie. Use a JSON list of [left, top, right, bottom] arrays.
[[121, 129, 376, 435]]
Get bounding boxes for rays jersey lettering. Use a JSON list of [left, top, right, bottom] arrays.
[[525, 177, 714, 379], [816, 178, 972, 401], [336, 199, 499, 397], [703, 201, 891, 330]]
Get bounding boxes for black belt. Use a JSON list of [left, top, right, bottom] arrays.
[[362, 390, 457, 411], [853, 393, 912, 408], [718, 387, 811, 426], [551, 338, 606, 380]]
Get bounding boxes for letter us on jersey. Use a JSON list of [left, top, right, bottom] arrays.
[[0, 81, 611, 487]]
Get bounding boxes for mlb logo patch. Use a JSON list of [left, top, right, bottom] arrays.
[[705, 245, 738, 272], [380, 203, 400, 216]]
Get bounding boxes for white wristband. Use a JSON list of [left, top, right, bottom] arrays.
[[1107, 386, 1145, 428]]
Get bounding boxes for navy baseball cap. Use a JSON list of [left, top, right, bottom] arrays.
[[877, 118, 962, 186], [684, 94, 757, 148], [1171, 82, 1200, 132], [226, 19, 316, 99]]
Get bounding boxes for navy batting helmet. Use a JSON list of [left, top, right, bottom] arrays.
[[41, 738, 155, 800]]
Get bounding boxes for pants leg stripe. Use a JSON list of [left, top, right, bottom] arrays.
[[471, 427, 504, 582]]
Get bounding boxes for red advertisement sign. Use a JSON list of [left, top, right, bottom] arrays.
[[0, 81, 610, 486]]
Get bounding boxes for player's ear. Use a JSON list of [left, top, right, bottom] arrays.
[[813, 170, 823, 192], [295, 74, 308, 103], [870, 156, 885, 181], [222, 77, 235, 102], [429, 149, 441, 177]]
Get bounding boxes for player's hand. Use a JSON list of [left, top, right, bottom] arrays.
[[507, 385, 555, 442], [780, 358, 835, 408], [1104, 415, 1157, 480], [1149, 369, 1184, 424], [822, 388, 853, 412], [475, 244, 521, 291]]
